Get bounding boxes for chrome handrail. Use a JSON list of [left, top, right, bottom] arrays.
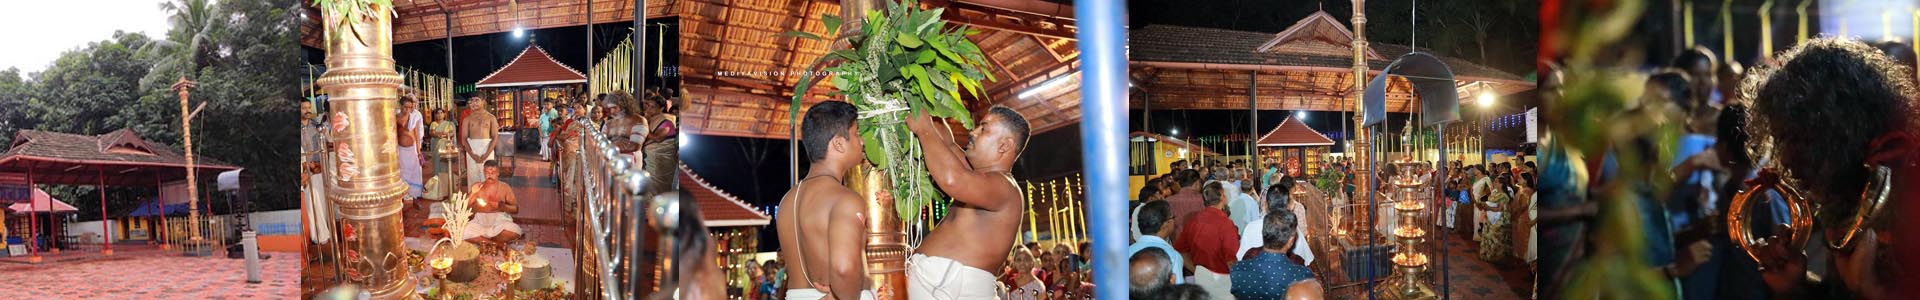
[[561, 116, 669, 299]]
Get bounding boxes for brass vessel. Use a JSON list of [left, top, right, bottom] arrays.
[[316, 3, 414, 299]]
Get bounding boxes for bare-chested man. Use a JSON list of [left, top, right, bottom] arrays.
[[462, 161, 521, 246], [459, 97, 500, 186], [777, 101, 876, 300], [904, 106, 1031, 300]]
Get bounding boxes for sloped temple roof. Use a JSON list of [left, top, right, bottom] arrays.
[[1129, 11, 1533, 112], [0, 129, 238, 186], [1256, 117, 1335, 147], [474, 44, 589, 88], [678, 164, 772, 227]]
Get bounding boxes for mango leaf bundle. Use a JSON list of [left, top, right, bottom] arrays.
[[784, 0, 996, 223]]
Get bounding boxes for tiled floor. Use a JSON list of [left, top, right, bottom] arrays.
[[1325, 230, 1532, 300], [0, 247, 299, 299]]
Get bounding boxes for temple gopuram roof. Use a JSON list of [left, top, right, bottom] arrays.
[[474, 44, 589, 87], [680, 0, 1083, 139], [0, 129, 238, 186], [1129, 11, 1534, 113], [1255, 117, 1335, 147], [678, 164, 772, 227]]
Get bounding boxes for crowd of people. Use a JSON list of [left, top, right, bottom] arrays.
[[1125, 150, 1536, 300], [1541, 37, 1920, 299], [1127, 158, 1323, 300]]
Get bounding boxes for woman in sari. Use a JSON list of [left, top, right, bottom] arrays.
[[639, 91, 679, 197], [1477, 174, 1512, 261]]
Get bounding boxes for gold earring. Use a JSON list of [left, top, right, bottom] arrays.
[[1825, 164, 1893, 252]]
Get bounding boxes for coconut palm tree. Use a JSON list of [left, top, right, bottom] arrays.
[[142, 0, 223, 90]]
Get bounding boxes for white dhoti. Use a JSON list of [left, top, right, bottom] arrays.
[[466, 138, 494, 186], [787, 288, 879, 300], [907, 254, 999, 300], [399, 146, 423, 199], [461, 212, 522, 240], [305, 173, 332, 244]]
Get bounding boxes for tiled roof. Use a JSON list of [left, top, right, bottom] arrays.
[[678, 164, 772, 227], [0, 129, 240, 186], [1129, 132, 1220, 156], [474, 45, 588, 88], [2, 129, 237, 169], [1129, 24, 1526, 82], [1256, 117, 1335, 147]]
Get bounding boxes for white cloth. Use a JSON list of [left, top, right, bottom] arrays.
[[538, 135, 551, 160], [1226, 183, 1261, 230], [907, 254, 999, 300], [466, 139, 494, 186], [1192, 265, 1235, 300], [461, 212, 522, 240], [400, 110, 424, 199], [1234, 201, 1314, 266], [1526, 194, 1538, 262], [787, 288, 878, 300], [306, 173, 331, 244]]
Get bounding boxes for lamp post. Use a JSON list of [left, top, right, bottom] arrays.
[[1478, 90, 1494, 165]]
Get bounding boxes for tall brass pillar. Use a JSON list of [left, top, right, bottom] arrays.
[[1349, 0, 1374, 226], [837, 0, 908, 299], [848, 164, 909, 299], [316, 5, 414, 299]]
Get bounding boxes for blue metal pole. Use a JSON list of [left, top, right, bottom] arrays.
[[1367, 128, 1379, 300], [1076, 0, 1128, 299]]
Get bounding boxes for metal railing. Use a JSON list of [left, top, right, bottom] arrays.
[[559, 116, 670, 300]]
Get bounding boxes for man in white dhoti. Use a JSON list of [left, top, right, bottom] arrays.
[[462, 161, 521, 245], [398, 97, 426, 201], [460, 97, 500, 187], [301, 101, 333, 244], [904, 107, 1031, 300]]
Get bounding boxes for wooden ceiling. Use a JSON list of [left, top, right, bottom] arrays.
[[300, 0, 677, 48], [678, 0, 1082, 140]]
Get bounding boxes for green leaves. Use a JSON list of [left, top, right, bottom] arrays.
[[823, 14, 843, 37], [896, 32, 925, 48], [779, 31, 824, 41], [784, 0, 1001, 225]]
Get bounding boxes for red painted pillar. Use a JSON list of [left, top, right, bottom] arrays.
[[157, 175, 168, 250], [99, 167, 111, 256], [26, 164, 37, 263]]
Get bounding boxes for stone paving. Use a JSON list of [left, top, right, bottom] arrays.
[[0, 247, 298, 299]]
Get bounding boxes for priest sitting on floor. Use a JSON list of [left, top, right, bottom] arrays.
[[463, 161, 522, 247]]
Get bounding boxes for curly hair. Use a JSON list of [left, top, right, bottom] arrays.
[[1744, 38, 1920, 211]]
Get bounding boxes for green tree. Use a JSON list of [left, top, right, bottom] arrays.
[[143, 0, 223, 89]]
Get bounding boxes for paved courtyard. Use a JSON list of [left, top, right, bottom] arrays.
[[0, 247, 298, 299]]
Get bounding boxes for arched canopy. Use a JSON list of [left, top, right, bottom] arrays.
[[1363, 52, 1459, 128]]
